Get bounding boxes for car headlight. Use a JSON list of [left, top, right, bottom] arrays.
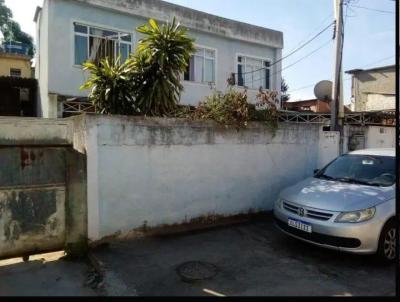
[[335, 207, 376, 223]]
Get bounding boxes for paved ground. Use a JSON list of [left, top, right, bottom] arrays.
[[0, 252, 97, 296], [92, 217, 396, 297]]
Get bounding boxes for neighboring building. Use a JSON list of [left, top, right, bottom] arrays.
[[34, 0, 284, 118], [0, 42, 32, 78], [0, 42, 37, 117], [283, 99, 331, 113], [283, 99, 352, 113], [346, 65, 395, 112]]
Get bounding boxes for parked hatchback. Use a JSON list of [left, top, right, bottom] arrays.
[[274, 148, 396, 262]]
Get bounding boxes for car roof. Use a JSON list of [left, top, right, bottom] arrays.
[[348, 148, 395, 157]]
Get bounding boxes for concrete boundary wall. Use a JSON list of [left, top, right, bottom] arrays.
[[0, 118, 73, 146], [76, 115, 324, 242], [1, 116, 394, 250], [0, 117, 87, 259]]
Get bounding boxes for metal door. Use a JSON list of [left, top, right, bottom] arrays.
[[0, 147, 66, 260]]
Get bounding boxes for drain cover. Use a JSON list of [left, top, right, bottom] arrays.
[[177, 261, 218, 282]]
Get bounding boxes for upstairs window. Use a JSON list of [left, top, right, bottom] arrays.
[[184, 47, 216, 84], [74, 23, 133, 66], [10, 68, 22, 78], [237, 55, 271, 90]]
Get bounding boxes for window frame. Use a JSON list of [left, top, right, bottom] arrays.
[[10, 68, 22, 78], [183, 44, 217, 86], [235, 53, 272, 91], [72, 21, 135, 68]]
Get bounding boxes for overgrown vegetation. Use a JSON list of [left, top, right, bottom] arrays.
[[81, 18, 280, 132], [193, 88, 249, 130], [81, 18, 195, 116], [191, 87, 280, 133]]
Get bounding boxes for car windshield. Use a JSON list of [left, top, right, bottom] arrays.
[[315, 154, 395, 187]]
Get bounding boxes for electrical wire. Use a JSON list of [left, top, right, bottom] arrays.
[[288, 55, 394, 93], [233, 21, 335, 76], [347, 4, 395, 14], [287, 12, 334, 53], [243, 38, 334, 87]]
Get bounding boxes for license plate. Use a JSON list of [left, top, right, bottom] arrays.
[[288, 218, 312, 233]]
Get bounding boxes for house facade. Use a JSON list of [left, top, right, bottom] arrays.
[[0, 42, 32, 79], [34, 0, 284, 118], [346, 65, 395, 112]]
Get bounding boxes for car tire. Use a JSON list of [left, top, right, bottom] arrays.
[[377, 219, 397, 263]]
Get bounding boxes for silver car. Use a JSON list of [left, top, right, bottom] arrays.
[[274, 148, 396, 262]]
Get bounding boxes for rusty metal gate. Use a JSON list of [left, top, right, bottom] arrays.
[[0, 147, 67, 260]]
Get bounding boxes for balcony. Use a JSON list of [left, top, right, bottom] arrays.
[[0, 41, 30, 57]]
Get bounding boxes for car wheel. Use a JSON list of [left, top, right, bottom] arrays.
[[377, 219, 397, 263]]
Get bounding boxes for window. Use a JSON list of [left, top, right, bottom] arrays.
[[184, 47, 216, 84], [10, 69, 21, 78], [237, 55, 270, 90], [316, 155, 395, 187], [74, 23, 133, 66]]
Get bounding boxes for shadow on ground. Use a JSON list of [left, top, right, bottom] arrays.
[[92, 216, 396, 297], [0, 252, 97, 296]]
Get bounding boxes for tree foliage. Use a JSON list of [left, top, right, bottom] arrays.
[[0, 0, 34, 56], [281, 78, 290, 103]]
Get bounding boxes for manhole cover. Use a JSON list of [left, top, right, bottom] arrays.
[[177, 261, 218, 282]]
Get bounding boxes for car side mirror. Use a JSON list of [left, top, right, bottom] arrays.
[[314, 169, 320, 175]]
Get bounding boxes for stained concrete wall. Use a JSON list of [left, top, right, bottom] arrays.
[[0, 117, 87, 259], [36, 0, 283, 117], [343, 125, 396, 153], [349, 66, 395, 112], [77, 115, 322, 242]]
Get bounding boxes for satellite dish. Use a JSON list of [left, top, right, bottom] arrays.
[[314, 80, 333, 101]]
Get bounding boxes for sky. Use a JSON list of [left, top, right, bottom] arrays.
[[4, 0, 396, 104]]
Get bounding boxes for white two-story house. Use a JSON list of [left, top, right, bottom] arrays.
[[34, 0, 284, 118]]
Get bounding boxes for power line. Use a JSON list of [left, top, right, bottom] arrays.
[[348, 4, 395, 14], [288, 55, 395, 93], [233, 21, 335, 76], [235, 39, 333, 88], [287, 13, 334, 53], [273, 21, 335, 68], [274, 39, 333, 76]]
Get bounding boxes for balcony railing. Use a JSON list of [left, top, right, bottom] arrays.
[[0, 41, 30, 56]]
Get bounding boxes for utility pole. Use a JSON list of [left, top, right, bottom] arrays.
[[331, 0, 345, 155], [331, 0, 344, 132]]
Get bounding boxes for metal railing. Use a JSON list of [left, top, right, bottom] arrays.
[[62, 99, 396, 126], [279, 110, 396, 126], [0, 41, 30, 56]]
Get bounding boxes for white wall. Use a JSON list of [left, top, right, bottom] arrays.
[[366, 94, 396, 111], [318, 130, 340, 169], [77, 116, 322, 242], [35, 0, 50, 118], [366, 126, 396, 149]]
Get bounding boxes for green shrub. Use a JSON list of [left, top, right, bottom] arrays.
[[81, 18, 195, 116], [80, 57, 138, 115], [193, 88, 249, 130], [130, 18, 195, 116]]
